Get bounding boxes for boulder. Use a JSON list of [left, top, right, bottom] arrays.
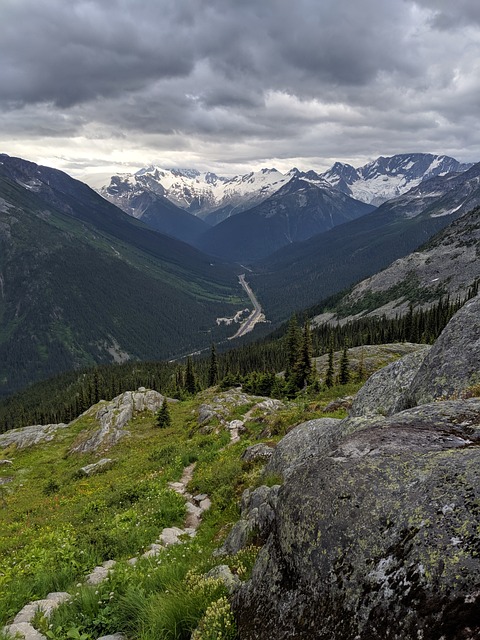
[[350, 345, 430, 417], [233, 399, 480, 639], [265, 418, 343, 479], [406, 295, 480, 406], [78, 458, 114, 477], [205, 565, 241, 593], [241, 443, 274, 463]]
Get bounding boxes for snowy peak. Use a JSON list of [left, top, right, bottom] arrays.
[[100, 166, 291, 223], [321, 153, 473, 206]]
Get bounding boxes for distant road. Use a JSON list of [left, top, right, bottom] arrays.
[[229, 274, 265, 339]]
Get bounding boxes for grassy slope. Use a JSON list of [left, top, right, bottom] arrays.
[[0, 380, 365, 639]]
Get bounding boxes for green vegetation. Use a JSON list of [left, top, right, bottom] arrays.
[[1, 285, 476, 433], [0, 169, 246, 399], [0, 376, 360, 639]]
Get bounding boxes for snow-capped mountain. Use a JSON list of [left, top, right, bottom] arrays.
[[196, 176, 375, 262], [320, 153, 473, 206], [100, 166, 291, 224]]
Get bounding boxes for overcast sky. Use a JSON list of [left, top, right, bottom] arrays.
[[1, 0, 480, 186]]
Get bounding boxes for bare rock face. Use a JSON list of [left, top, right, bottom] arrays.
[[350, 345, 431, 417], [406, 294, 480, 406], [234, 399, 480, 640], [71, 388, 166, 454], [0, 423, 69, 450]]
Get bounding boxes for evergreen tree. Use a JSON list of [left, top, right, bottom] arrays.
[[285, 315, 302, 380], [325, 335, 335, 388], [356, 346, 366, 382], [208, 343, 219, 387], [295, 320, 314, 389], [156, 398, 171, 428], [185, 356, 197, 395], [339, 341, 350, 385]]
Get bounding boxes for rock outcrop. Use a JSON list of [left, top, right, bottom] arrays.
[[234, 400, 480, 639], [0, 423, 69, 450], [71, 388, 168, 454], [233, 297, 480, 639], [265, 418, 343, 479], [216, 485, 280, 556]]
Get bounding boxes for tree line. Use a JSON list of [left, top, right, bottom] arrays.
[[1, 281, 477, 433]]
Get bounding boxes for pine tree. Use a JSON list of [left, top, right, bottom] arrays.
[[156, 398, 172, 428], [208, 343, 219, 387], [356, 346, 366, 382], [294, 320, 314, 389], [325, 335, 335, 388], [185, 356, 197, 395], [285, 315, 302, 381], [339, 341, 350, 385]]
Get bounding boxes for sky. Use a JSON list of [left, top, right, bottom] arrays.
[[1, 0, 480, 187]]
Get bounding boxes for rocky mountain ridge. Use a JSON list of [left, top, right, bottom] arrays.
[[320, 153, 474, 206], [99, 153, 473, 226], [195, 176, 375, 262]]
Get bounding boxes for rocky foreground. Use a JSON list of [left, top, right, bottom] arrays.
[[229, 295, 480, 639]]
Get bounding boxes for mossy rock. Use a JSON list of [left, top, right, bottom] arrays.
[[234, 399, 480, 639]]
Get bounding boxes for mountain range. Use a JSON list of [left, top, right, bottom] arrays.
[[2, 151, 479, 397], [251, 160, 480, 319], [100, 153, 472, 223], [99, 153, 473, 263], [321, 153, 473, 206]]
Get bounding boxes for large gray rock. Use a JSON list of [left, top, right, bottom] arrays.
[[216, 485, 280, 556], [350, 345, 431, 417], [0, 423, 69, 450], [265, 418, 343, 479], [406, 295, 480, 406], [71, 388, 167, 453], [233, 398, 480, 640]]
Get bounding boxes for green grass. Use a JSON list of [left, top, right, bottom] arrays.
[[0, 380, 368, 637]]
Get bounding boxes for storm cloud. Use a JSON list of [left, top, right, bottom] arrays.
[[1, 0, 480, 181]]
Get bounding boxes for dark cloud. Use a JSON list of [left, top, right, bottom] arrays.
[[0, 0, 479, 175]]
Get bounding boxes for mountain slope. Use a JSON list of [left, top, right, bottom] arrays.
[[321, 153, 473, 205], [196, 177, 375, 262], [0, 155, 246, 397], [251, 162, 480, 320], [313, 207, 480, 323]]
